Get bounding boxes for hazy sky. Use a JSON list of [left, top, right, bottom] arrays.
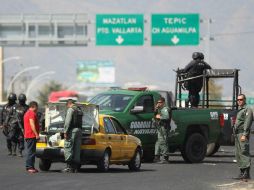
[[1, 0, 254, 100]]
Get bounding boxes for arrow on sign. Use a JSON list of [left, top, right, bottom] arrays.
[[116, 35, 124, 44], [171, 35, 180, 45]]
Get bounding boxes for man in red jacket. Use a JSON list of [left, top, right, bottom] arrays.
[[24, 101, 40, 173]]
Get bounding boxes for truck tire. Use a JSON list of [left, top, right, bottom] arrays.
[[39, 158, 51, 171], [181, 133, 207, 163], [128, 149, 142, 171], [206, 143, 220, 156]]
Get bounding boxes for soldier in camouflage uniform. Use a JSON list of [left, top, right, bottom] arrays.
[[153, 97, 171, 164], [0, 93, 18, 156], [16, 94, 29, 157], [62, 99, 82, 173], [233, 94, 253, 181]]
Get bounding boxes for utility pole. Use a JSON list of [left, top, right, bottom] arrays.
[[0, 47, 3, 102], [200, 18, 214, 64]]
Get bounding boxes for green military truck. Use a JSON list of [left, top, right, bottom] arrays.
[[90, 69, 240, 163]]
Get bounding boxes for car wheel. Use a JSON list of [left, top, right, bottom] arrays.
[[128, 149, 142, 171], [181, 133, 207, 163], [97, 150, 110, 172], [39, 158, 51, 171], [206, 143, 220, 156]]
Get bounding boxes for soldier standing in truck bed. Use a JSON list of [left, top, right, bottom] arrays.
[[183, 52, 211, 107]]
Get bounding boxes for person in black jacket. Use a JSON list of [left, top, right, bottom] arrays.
[[0, 93, 18, 156], [16, 94, 29, 157], [183, 52, 211, 107]]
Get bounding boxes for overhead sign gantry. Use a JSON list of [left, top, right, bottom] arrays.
[[0, 14, 89, 46]]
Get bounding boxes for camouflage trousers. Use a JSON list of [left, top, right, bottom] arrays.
[[64, 128, 82, 164], [235, 133, 251, 169], [155, 138, 169, 157]]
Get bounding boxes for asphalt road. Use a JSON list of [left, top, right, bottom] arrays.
[[0, 132, 253, 190]]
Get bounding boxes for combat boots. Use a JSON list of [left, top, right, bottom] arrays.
[[8, 149, 12, 156], [62, 163, 76, 173], [241, 168, 251, 182], [12, 145, 17, 156], [157, 156, 169, 164], [232, 168, 244, 180], [153, 155, 160, 163], [18, 150, 23, 157]]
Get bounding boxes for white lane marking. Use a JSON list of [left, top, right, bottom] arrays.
[[216, 181, 242, 187]]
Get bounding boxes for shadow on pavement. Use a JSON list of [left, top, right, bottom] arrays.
[[40, 168, 156, 174]]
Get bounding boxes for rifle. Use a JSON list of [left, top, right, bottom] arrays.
[[15, 113, 24, 135], [2, 124, 9, 137]]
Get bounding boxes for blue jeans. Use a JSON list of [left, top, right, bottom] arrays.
[[25, 138, 36, 170]]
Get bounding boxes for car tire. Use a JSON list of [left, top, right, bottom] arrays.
[[97, 150, 110, 172], [39, 158, 51, 171], [128, 149, 142, 171], [181, 133, 207, 163], [206, 143, 220, 156]]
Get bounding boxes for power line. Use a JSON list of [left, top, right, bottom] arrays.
[[213, 31, 254, 37]]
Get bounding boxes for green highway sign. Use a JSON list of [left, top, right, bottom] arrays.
[[96, 14, 144, 45], [247, 97, 254, 105], [151, 14, 199, 46]]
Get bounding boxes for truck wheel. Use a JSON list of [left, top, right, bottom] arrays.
[[128, 149, 142, 171], [39, 158, 51, 171], [206, 143, 220, 156], [182, 133, 207, 163], [97, 149, 110, 172]]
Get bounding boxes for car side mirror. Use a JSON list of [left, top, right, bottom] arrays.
[[130, 106, 144, 114]]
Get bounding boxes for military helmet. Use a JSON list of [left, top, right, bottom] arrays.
[[18, 93, 27, 102], [8, 93, 17, 101], [192, 52, 200, 60], [199, 52, 204, 60]]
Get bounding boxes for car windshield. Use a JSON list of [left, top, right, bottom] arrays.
[[45, 103, 99, 134], [90, 94, 133, 112]]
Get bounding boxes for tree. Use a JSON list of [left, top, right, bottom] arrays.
[[37, 80, 65, 106], [208, 79, 223, 108]]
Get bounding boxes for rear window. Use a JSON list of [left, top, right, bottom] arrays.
[[45, 103, 99, 134]]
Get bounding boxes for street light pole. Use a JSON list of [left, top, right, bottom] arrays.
[[0, 48, 21, 101], [26, 71, 55, 100], [200, 18, 214, 64], [7, 66, 40, 95]]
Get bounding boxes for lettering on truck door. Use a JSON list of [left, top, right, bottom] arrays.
[[130, 95, 156, 135]]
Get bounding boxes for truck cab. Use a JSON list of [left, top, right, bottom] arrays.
[[89, 88, 163, 161]]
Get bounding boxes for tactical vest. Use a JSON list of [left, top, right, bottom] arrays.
[[72, 106, 83, 129], [16, 104, 29, 126], [2, 104, 17, 126]]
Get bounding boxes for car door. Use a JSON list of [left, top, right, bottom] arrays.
[[103, 117, 122, 160], [110, 117, 133, 160]]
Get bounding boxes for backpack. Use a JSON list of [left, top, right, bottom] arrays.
[[73, 106, 83, 129]]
